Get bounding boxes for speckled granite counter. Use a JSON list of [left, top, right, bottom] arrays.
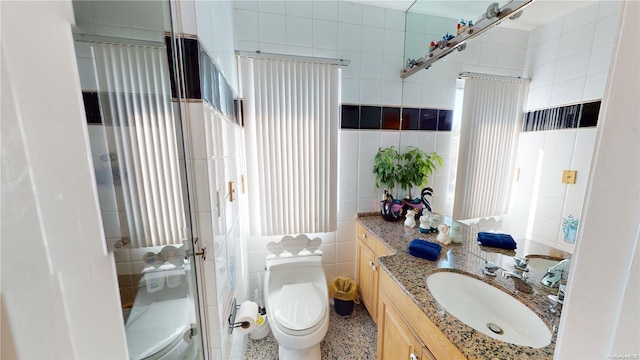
[[358, 214, 571, 360]]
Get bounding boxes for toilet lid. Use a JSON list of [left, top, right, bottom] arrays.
[[273, 282, 325, 331]]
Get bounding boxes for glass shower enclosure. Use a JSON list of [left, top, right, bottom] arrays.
[[72, 1, 205, 359]]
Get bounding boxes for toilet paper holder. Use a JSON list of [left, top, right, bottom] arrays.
[[227, 298, 251, 334]]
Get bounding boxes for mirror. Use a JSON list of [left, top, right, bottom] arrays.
[[525, 255, 565, 276], [399, 0, 621, 252]]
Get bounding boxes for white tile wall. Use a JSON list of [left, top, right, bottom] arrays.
[[361, 26, 385, 55], [258, 1, 285, 15], [505, 128, 597, 252], [338, 1, 362, 24], [583, 74, 609, 101], [183, 101, 247, 357], [72, 0, 168, 42], [259, 12, 287, 43], [286, 1, 312, 18], [362, 5, 385, 27], [235, 9, 260, 41], [551, 77, 587, 106], [235, 1, 409, 107], [235, 0, 533, 109], [196, 1, 239, 93], [313, 1, 338, 21], [288, 16, 313, 46], [526, 1, 620, 110]]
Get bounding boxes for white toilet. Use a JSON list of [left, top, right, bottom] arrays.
[[264, 236, 329, 360], [125, 265, 196, 360]]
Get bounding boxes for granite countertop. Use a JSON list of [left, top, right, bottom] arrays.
[[358, 214, 571, 360]]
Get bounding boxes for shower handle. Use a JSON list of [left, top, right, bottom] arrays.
[[195, 247, 207, 261]]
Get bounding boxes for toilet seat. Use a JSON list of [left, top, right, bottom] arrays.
[[126, 271, 193, 360], [126, 296, 191, 360], [272, 282, 326, 335]]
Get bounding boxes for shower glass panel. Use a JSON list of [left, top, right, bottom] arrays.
[[71, 0, 205, 357], [75, 38, 204, 360], [78, 37, 204, 359]]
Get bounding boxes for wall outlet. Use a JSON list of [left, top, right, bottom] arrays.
[[562, 170, 577, 184]]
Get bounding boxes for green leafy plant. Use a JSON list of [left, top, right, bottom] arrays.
[[372, 146, 401, 194], [372, 146, 443, 199], [397, 147, 443, 198]]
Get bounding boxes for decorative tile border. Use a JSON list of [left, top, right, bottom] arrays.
[[83, 91, 102, 124], [82, 36, 241, 126], [165, 35, 240, 126], [341, 104, 453, 131], [523, 100, 601, 132]]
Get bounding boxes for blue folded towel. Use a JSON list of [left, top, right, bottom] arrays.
[[477, 232, 517, 250], [408, 239, 442, 261]]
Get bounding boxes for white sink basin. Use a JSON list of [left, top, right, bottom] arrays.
[[427, 271, 551, 348]]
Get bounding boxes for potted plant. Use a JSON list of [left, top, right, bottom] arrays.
[[397, 146, 443, 201], [372, 146, 443, 221], [372, 147, 403, 221], [372, 146, 400, 195]]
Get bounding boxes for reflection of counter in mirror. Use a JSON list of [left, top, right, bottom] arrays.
[[525, 255, 565, 276]]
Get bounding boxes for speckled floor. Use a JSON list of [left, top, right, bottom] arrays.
[[244, 303, 377, 360]]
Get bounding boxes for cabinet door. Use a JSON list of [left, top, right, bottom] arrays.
[[377, 291, 422, 360], [357, 239, 377, 321], [421, 346, 437, 360]]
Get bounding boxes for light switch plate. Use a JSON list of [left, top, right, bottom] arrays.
[[562, 170, 577, 184]]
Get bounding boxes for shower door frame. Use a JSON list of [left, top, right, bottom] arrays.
[[74, 32, 208, 359]]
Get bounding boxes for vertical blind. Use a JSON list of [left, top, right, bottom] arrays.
[[453, 77, 529, 220], [240, 57, 339, 236], [93, 42, 186, 248]]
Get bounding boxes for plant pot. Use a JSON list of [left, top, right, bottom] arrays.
[[380, 199, 403, 222], [402, 199, 423, 220]]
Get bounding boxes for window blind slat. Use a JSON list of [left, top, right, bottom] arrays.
[[455, 78, 528, 219], [93, 43, 186, 248], [243, 57, 338, 236]]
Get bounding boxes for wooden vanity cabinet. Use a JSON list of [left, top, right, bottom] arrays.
[[377, 267, 465, 360], [356, 223, 392, 324], [378, 290, 436, 360]]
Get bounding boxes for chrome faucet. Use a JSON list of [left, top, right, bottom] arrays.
[[513, 256, 529, 271], [540, 259, 571, 288], [547, 285, 566, 315], [502, 271, 533, 293], [483, 261, 500, 276]]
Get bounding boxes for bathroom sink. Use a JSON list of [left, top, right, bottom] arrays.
[[426, 271, 551, 348], [525, 255, 563, 275]]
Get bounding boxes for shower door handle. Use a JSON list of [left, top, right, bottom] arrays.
[[195, 247, 206, 261], [107, 237, 130, 252]]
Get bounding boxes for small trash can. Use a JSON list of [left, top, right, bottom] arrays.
[[249, 314, 270, 340], [329, 276, 359, 316]]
